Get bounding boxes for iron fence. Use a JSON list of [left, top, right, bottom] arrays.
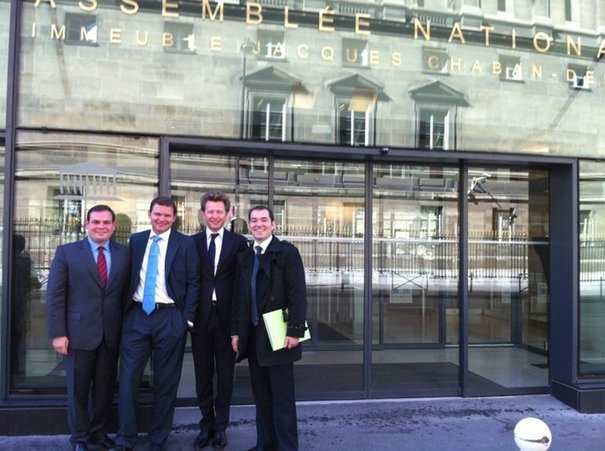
[[10, 218, 601, 282]]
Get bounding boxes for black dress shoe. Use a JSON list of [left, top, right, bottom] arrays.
[[91, 434, 115, 449], [194, 430, 213, 448], [114, 446, 133, 451], [212, 430, 227, 449], [73, 442, 89, 451]]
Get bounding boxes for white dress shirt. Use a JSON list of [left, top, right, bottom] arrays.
[[133, 229, 174, 304]]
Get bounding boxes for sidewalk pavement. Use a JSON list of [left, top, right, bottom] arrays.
[[1, 395, 604, 450]]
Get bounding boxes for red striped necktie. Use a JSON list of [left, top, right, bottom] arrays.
[[97, 245, 108, 287]]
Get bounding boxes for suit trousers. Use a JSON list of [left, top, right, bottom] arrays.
[[63, 340, 118, 444], [116, 306, 188, 448], [191, 306, 236, 433], [247, 328, 298, 451]]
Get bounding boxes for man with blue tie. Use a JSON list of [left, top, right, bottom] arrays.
[[115, 196, 200, 451], [47, 205, 130, 451], [191, 192, 247, 449], [231, 206, 307, 451]]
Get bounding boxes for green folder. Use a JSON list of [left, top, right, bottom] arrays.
[[262, 309, 311, 351]]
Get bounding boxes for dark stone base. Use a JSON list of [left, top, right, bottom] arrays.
[[0, 404, 155, 435], [552, 379, 605, 413]]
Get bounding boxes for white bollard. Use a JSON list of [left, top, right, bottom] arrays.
[[513, 417, 552, 450]]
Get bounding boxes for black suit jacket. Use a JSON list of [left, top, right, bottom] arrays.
[[231, 236, 307, 367], [47, 239, 130, 350], [126, 229, 200, 323], [192, 229, 248, 333]]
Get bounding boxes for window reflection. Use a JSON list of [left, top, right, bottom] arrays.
[[0, 0, 9, 126], [579, 162, 605, 376], [10, 132, 158, 390]]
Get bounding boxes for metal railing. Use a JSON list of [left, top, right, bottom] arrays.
[[13, 218, 602, 282]]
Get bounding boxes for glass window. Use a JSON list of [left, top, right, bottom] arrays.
[[418, 108, 449, 150], [422, 47, 449, 74], [273, 158, 367, 396], [565, 0, 580, 23], [65, 12, 97, 45], [499, 55, 523, 81], [566, 64, 591, 90], [337, 100, 371, 146], [257, 30, 286, 60], [0, 141, 4, 381], [497, 0, 514, 14], [342, 38, 368, 67], [10, 131, 158, 391], [0, 0, 9, 127], [579, 161, 605, 376], [372, 164, 459, 396], [533, 0, 550, 17], [164, 21, 196, 53], [16, 0, 605, 157], [467, 167, 549, 394], [249, 95, 288, 141]]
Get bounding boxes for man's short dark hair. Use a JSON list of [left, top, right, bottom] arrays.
[[86, 204, 116, 222], [149, 196, 177, 215], [201, 192, 231, 212], [248, 205, 274, 222]]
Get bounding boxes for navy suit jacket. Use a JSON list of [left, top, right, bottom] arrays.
[[231, 237, 307, 367], [192, 229, 248, 333], [126, 229, 200, 323], [47, 239, 130, 350]]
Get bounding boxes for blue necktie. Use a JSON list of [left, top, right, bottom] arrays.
[[250, 245, 262, 326], [208, 233, 219, 273], [142, 235, 161, 315]]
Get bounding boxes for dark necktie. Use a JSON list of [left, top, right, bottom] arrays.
[[97, 245, 107, 288], [208, 233, 219, 273], [143, 236, 161, 315], [250, 245, 262, 326]]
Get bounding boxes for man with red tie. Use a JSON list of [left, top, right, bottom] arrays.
[[47, 205, 130, 451]]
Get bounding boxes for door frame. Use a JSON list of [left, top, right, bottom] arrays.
[[162, 137, 577, 399]]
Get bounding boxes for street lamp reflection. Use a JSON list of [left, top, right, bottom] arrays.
[[240, 38, 255, 139]]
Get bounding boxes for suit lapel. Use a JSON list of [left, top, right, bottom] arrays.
[[165, 231, 180, 278], [216, 230, 232, 273], [202, 232, 214, 273], [78, 239, 103, 289], [133, 231, 150, 276], [106, 243, 123, 288]]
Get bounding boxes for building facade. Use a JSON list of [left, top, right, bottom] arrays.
[[1, 0, 605, 433]]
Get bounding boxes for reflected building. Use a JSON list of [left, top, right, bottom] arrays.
[[1, 0, 605, 433]]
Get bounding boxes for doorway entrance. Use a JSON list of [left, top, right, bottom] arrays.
[[169, 146, 550, 401]]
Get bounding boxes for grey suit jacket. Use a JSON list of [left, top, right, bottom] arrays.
[[47, 238, 130, 350]]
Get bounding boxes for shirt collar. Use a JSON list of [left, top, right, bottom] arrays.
[[87, 236, 110, 251], [151, 228, 172, 242], [254, 236, 273, 253], [206, 228, 224, 240]]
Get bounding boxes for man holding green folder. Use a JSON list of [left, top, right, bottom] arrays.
[[231, 206, 307, 451]]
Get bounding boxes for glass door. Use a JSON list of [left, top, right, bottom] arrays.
[[466, 167, 549, 395], [273, 158, 366, 397], [371, 164, 460, 396]]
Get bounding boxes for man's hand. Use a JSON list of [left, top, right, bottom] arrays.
[[52, 336, 69, 355], [231, 335, 239, 353], [284, 336, 300, 349]]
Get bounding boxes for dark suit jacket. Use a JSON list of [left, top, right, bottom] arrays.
[[231, 236, 307, 367], [126, 229, 200, 323], [47, 239, 130, 350], [192, 229, 248, 333]]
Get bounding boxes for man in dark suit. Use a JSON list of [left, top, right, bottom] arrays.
[[47, 205, 130, 451], [231, 206, 307, 451], [115, 196, 200, 451], [191, 192, 248, 450]]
